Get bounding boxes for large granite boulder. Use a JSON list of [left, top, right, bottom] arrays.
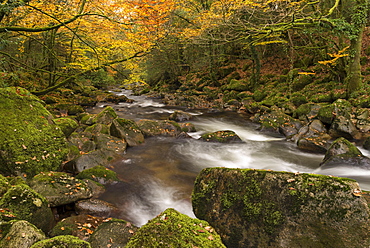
[[0, 87, 68, 176], [253, 109, 301, 134], [321, 137, 370, 169], [76, 165, 119, 185], [0, 184, 55, 233], [28, 172, 93, 207], [192, 168, 370, 248], [88, 218, 139, 248], [126, 208, 226, 247], [0, 220, 45, 248]]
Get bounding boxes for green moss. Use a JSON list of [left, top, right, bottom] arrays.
[[199, 130, 242, 143], [49, 221, 74, 236], [94, 106, 117, 125], [0, 87, 68, 177], [76, 165, 118, 183], [30, 235, 91, 248], [84, 123, 110, 134], [126, 208, 226, 248], [53, 117, 79, 137]]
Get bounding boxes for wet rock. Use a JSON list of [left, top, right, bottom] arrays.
[[363, 136, 370, 150], [0, 184, 55, 233], [126, 208, 225, 248], [30, 235, 91, 248], [179, 122, 196, 132], [0, 220, 45, 248], [329, 115, 361, 140], [50, 215, 105, 240], [0, 87, 68, 177], [254, 110, 301, 135], [76, 165, 119, 185], [89, 219, 138, 248], [295, 119, 331, 153], [68, 132, 96, 153], [192, 168, 370, 247], [84, 123, 110, 135], [137, 119, 182, 137], [169, 110, 193, 122], [75, 199, 119, 217], [176, 131, 193, 139], [320, 137, 370, 169], [110, 118, 145, 146], [293, 103, 321, 122], [28, 172, 93, 207], [105, 94, 134, 104], [199, 130, 242, 143]]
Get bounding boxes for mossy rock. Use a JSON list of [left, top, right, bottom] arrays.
[[30, 235, 91, 248], [126, 208, 226, 248], [88, 218, 138, 248], [0, 220, 45, 248], [0, 174, 11, 196], [179, 122, 196, 132], [53, 103, 85, 115], [137, 119, 182, 137], [321, 137, 370, 168], [28, 172, 93, 207], [226, 79, 250, 91], [76, 165, 119, 185], [84, 123, 110, 135], [93, 106, 117, 125], [192, 168, 370, 247], [50, 215, 105, 240], [53, 117, 79, 137], [110, 118, 145, 146], [0, 184, 54, 233], [292, 74, 313, 91], [199, 130, 242, 143], [0, 87, 68, 176], [169, 110, 193, 122]]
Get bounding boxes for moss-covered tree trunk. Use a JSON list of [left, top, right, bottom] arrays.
[[345, 24, 365, 95]]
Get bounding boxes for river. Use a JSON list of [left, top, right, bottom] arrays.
[[88, 89, 370, 227]]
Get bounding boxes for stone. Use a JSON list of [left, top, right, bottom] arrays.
[[30, 235, 91, 248], [93, 106, 117, 125], [28, 172, 93, 207], [75, 198, 119, 217], [169, 110, 193, 122], [88, 219, 138, 248], [110, 118, 145, 146], [320, 137, 370, 169], [0, 87, 68, 176], [329, 115, 361, 140], [0, 220, 45, 248], [126, 208, 225, 248], [199, 130, 242, 143], [295, 120, 331, 153], [137, 119, 182, 137], [0, 184, 55, 233], [192, 168, 370, 247], [76, 165, 119, 185]]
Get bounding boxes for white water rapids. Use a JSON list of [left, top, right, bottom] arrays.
[[92, 89, 370, 226]]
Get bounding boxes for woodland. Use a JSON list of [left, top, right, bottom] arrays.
[[0, 0, 368, 107]]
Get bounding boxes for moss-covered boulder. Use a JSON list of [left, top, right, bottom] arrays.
[[321, 137, 370, 169], [68, 132, 96, 153], [199, 130, 242, 143], [179, 122, 196, 132], [93, 106, 117, 125], [53, 117, 79, 137], [0, 220, 45, 248], [137, 119, 182, 137], [253, 110, 301, 134], [30, 235, 91, 248], [88, 218, 138, 248], [50, 215, 104, 240], [0, 87, 68, 176], [126, 208, 225, 248], [192, 168, 370, 247], [110, 118, 145, 146], [0, 184, 54, 233], [28, 172, 93, 207], [84, 123, 110, 135], [76, 165, 118, 185]]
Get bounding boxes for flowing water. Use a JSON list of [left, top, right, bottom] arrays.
[[89, 89, 370, 226]]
